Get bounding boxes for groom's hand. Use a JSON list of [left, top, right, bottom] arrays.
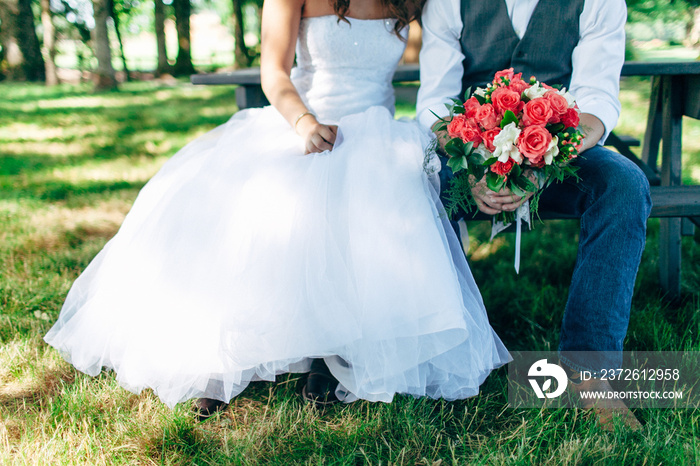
[[470, 176, 505, 215], [471, 170, 539, 214], [492, 169, 540, 212]]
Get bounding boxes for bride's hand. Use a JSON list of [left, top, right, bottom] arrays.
[[298, 118, 338, 154]]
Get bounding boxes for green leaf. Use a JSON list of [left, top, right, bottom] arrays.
[[474, 94, 486, 105], [434, 122, 447, 132], [548, 123, 565, 135], [482, 156, 498, 166], [463, 87, 473, 102], [430, 110, 451, 131], [511, 184, 526, 197], [500, 110, 519, 129], [447, 155, 469, 173], [486, 172, 506, 192], [444, 138, 464, 158], [510, 163, 522, 178], [463, 141, 474, 156]]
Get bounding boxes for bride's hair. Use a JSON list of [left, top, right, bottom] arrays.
[[331, 0, 426, 37]]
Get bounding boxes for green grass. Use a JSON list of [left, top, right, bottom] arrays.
[[1, 79, 700, 465]]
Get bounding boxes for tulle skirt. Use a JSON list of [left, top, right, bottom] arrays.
[[45, 105, 510, 407]]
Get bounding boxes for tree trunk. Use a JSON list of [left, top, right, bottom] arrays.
[[172, 0, 195, 76], [92, 0, 118, 90], [231, 0, 251, 68], [40, 0, 58, 85], [687, 7, 700, 50], [154, 0, 170, 75], [15, 0, 45, 81], [108, 0, 130, 81], [0, 0, 24, 80]]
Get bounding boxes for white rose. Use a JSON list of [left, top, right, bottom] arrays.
[[524, 83, 547, 100], [557, 88, 577, 108], [543, 135, 559, 165], [492, 122, 522, 164]]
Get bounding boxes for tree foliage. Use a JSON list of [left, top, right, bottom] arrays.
[[627, 0, 699, 23]]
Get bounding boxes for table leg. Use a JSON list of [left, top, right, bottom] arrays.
[[682, 218, 696, 236], [235, 85, 269, 110], [642, 77, 662, 172], [659, 76, 684, 298]]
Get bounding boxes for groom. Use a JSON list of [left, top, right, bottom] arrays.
[[416, 0, 651, 429]]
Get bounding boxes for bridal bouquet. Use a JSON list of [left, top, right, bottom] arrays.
[[433, 68, 584, 223]]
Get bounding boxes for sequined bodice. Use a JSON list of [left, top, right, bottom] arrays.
[[290, 15, 407, 123]]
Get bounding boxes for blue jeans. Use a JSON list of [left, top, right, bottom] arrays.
[[441, 145, 652, 373]]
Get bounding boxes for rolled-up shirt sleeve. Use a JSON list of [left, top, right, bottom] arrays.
[[416, 0, 464, 130], [569, 0, 626, 143]]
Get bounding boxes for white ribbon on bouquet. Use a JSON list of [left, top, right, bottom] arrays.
[[490, 200, 531, 273]]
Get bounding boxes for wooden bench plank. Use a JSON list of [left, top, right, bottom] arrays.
[[649, 186, 700, 217], [462, 186, 700, 221], [620, 61, 700, 77], [191, 61, 700, 86]]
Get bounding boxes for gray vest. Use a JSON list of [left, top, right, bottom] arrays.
[[459, 0, 585, 98]]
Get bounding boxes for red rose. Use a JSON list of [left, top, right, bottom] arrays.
[[508, 74, 530, 95], [544, 91, 569, 122], [464, 97, 481, 119], [490, 158, 515, 176], [459, 118, 482, 147], [562, 108, 580, 128], [493, 68, 515, 86], [481, 128, 501, 152], [475, 103, 498, 130], [491, 87, 522, 115], [447, 114, 468, 140], [522, 98, 554, 126], [519, 125, 552, 166]]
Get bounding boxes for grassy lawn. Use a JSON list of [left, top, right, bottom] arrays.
[[1, 78, 699, 465]]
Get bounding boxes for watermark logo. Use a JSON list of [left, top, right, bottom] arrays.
[[528, 359, 568, 399]]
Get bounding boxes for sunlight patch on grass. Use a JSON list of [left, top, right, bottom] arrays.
[[0, 123, 101, 143], [0, 196, 131, 263], [2, 141, 91, 158], [617, 88, 651, 136], [468, 234, 508, 261], [154, 87, 218, 101], [198, 106, 237, 119], [18, 199, 131, 255], [52, 155, 167, 184], [25, 95, 156, 110], [128, 131, 174, 155], [0, 338, 73, 399]]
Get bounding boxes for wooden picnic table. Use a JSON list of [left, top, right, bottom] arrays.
[[191, 61, 700, 299]]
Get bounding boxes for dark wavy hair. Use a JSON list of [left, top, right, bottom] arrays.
[[331, 0, 426, 37]]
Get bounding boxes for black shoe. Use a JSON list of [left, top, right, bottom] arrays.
[[301, 359, 339, 408], [193, 398, 228, 421]]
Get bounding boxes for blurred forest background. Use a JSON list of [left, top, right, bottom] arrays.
[[0, 0, 699, 90]]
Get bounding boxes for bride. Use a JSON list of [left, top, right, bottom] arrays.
[[44, 0, 510, 418]]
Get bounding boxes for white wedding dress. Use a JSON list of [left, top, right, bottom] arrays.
[[45, 16, 510, 407]]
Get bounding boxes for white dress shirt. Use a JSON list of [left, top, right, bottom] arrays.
[[416, 0, 627, 142]]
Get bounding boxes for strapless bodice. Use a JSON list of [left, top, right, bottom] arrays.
[[290, 15, 407, 123]]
